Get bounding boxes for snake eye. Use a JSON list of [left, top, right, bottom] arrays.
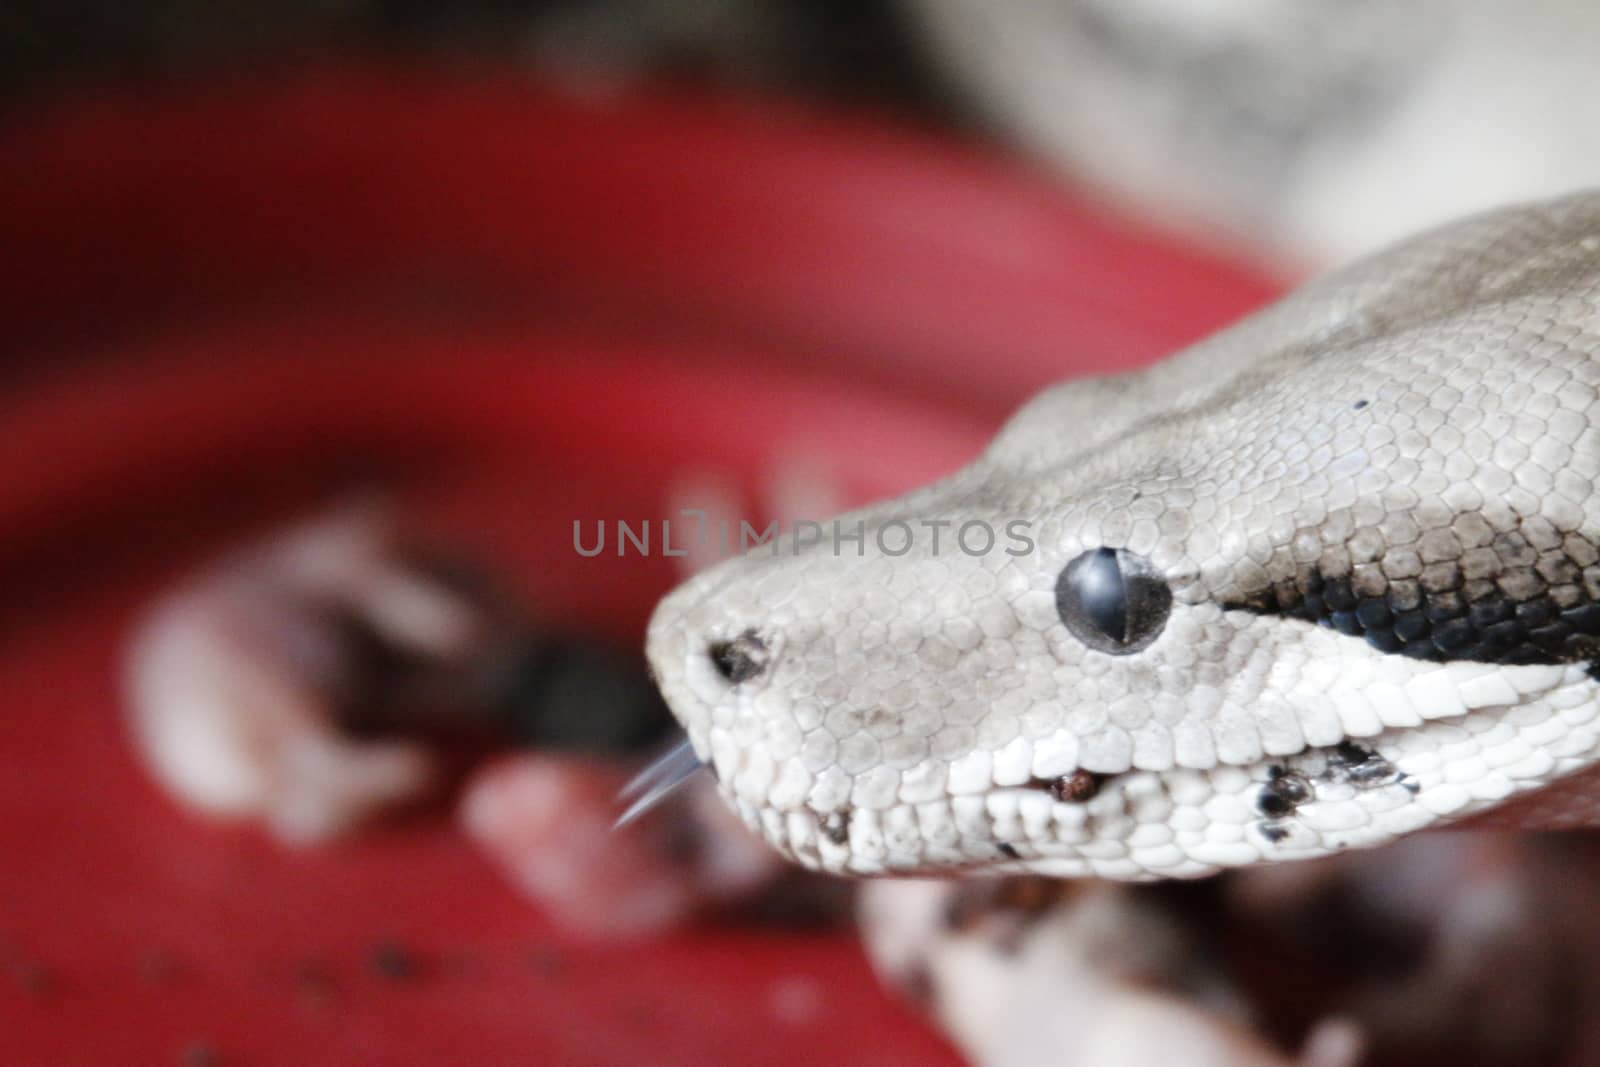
[[1055, 547, 1171, 654]]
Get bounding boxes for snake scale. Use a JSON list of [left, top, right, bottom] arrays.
[[644, 191, 1600, 880]]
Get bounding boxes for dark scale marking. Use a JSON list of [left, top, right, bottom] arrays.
[[1030, 769, 1107, 803], [1255, 768, 1312, 818], [996, 842, 1021, 860], [1389, 580, 1424, 611], [1392, 611, 1431, 642], [1355, 600, 1391, 629], [1223, 523, 1600, 671], [821, 811, 850, 846], [1517, 600, 1559, 627], [1253, 739, 1415, 842], [1328, 741, 1405, 789]]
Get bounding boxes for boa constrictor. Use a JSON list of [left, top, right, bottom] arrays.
[[643, 191, 1600, 881]]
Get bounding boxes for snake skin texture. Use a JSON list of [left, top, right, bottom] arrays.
[[647, 192, 1600, 879]]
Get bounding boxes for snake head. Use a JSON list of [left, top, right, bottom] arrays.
[[647, 193, 1600, 879]]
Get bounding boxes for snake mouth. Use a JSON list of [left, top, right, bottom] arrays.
[[713, 664, 1600, 879]]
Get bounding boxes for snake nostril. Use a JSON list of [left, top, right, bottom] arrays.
[[707, 629, 769, 684]]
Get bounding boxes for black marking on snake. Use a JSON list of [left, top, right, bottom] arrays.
[[995, 842, 1021, 860], [1028, 770, 1107, 803], [1325, 741, 1408, 790], [1223, 520, 1600, 676], [820, 811, 850, 846], [1255, 766, 1312, 818], [1253, 741, 1413, 845]]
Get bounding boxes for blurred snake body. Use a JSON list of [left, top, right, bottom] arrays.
[[644, 192, 1600, 880]]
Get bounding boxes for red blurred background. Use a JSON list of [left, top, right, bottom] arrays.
[[0, 59, 1276, 1065]]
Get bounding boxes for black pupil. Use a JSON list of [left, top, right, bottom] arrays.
[[1056, 547, 1171, 654]]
